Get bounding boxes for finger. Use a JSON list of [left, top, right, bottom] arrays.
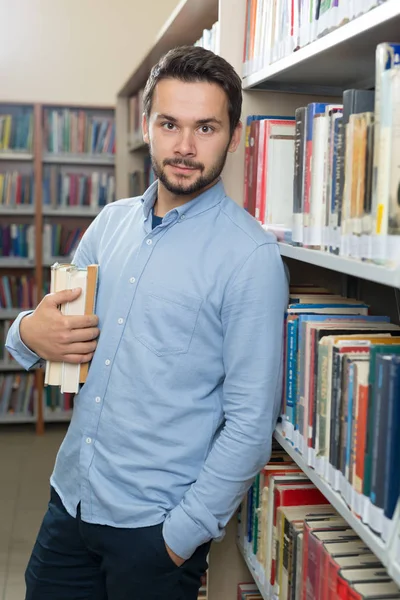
[[62, 352, 94, 365], [47, 288, 82, 306], [66, 327, 100, 343], [60, 341, 97, 355], [65, 314, 99, 329]]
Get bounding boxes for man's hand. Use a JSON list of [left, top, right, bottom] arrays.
[[20, 288, 100, 364], [164, 542, 185, 567]]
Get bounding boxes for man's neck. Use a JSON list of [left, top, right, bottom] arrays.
[[153, 179, 219, 218]]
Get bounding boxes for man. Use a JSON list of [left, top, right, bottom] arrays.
[[6, 45, 288, 600]]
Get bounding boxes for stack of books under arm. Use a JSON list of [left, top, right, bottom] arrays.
[[238, 443, 400, 600], [280, 283, 400, 543], [44, 262, 98, 394]]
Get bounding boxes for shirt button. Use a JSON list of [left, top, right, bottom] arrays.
[[146, 239, 152, 245], [118, 318, 124, 325], [130, 277, 136, 284], [180, 214, 186, 220], [86, 437, 92, 444], [95, 397, 101, 403], [105, 359, 111, 366]]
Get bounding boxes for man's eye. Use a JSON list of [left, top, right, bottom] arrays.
[[162, 122, 176, 130], [199, 125, 214, 134]]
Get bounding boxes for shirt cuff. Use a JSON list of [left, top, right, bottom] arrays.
[[162, 501, 223, 561], [5, 311, 42, 370]]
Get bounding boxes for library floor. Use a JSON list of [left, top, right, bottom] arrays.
[[0, 424, 67, 600]]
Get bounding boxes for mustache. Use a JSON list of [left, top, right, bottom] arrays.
[[163, 158, 204, 171]]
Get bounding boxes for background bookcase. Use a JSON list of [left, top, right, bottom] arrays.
[[0, 101, 115, 435], [115, 0, 400, 598]]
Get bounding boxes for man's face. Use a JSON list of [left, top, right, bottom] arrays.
[[143, 78, 241, 196]]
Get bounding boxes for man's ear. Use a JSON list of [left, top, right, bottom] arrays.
[[228, 120, 243, 153], [142, 113, 149, 144]]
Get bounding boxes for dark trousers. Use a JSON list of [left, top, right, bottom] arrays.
[[25, 487, 211, 600]]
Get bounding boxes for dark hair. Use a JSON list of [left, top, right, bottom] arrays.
[[143, 45, 242, 136]]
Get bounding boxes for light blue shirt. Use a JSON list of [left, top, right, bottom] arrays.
[[6, 178, 288, 560]]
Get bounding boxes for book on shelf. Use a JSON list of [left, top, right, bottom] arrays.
[[237, 582, 262, 599], [349, 581, 400, 600], [44, 262, 98, 394], [194, 21, 220, 53], [238, 444, 400, 600], [0, 106, 33, 153], [243, 114, 295, 222], [0, 170, 34, 208], [43, 108, 115, 156], [280, 283, 400, 543], [43, 166, 115, 208], [242, 0, 386, 78]]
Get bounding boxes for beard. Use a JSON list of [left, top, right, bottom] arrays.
[[149, 142, 230, 196]]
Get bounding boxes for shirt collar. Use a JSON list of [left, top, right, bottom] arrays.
[[141, 178, 226, 223]]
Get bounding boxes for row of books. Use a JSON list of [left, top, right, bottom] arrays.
[[238, 444, 400, 599], [44, 109, 116, 155], [291, 42, 400, 263], [43, 224, 85, 260], [44, 387, 74, 413], [0, 171, 34, 206], [237, 582, 263, 600], [43, 167, 116, 208], [0, 224, 86, 260], [194, 22, 220, 54], [280, 285, 400, 541], [244, 42, 400, 267], [0, 109, 33, 152], [0, 224, 35, 259], [0, 373, 36, 417], [242, 0, 386, 77], [0, 275, 35, 310]]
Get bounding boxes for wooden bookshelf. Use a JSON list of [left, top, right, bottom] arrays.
[[114, 0, 400, 597], [0, 101, 116, 434]]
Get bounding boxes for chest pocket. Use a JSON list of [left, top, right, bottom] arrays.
[[134, 283, 202, 357]]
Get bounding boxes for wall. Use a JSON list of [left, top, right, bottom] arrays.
[[0, 0, 180, 106]]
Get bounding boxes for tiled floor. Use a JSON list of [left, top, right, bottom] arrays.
[[0, 424, 67, 600]]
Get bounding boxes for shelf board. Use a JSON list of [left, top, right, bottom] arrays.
[[0, 361, 29, 371], [0, 414, 36, 424], [274, 425, 388, 567], [44, 410, 72, 423], [128, 137, 148, 152], [0, 151, 33, 162], [237, 542, 277, 600], [43, 256, 70, 267], [243, 1, 400, 93], [278, 243, 400, 288], [0, 258, 35, 269], [42, 206, 102, 217], [0, 309, 31, 319], [118, 0, 218, 97], [0, 206, 35, 216], [43, 153, 115, 166]]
